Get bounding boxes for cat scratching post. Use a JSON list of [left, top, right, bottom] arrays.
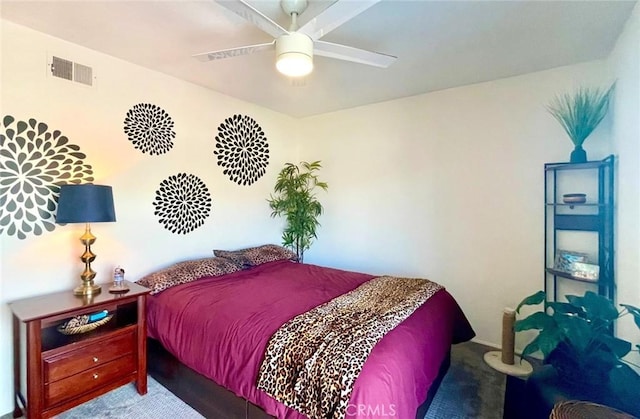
[[483, 307, 532, 377]]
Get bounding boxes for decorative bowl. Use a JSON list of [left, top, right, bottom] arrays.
[[562, 193, 587, 204], [57, 314, 113, 335]]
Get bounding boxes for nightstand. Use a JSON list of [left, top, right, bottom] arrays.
[[9, 281, 150, 419]]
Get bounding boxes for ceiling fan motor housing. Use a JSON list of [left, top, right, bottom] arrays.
[[275, 32, 313, 77], [281, 0, 309, 17]]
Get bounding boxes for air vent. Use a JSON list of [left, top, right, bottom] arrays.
[[51, 56, 73, 81], [50, 56, 93, 86], [73, 62, 93, 86]]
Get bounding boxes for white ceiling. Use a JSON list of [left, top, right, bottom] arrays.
[[1, 0, 636, 118]]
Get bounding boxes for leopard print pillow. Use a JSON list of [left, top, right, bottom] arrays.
[[214, 244, 298, 268], [136, 257, 240, 295], [213, 249, 252, 268]]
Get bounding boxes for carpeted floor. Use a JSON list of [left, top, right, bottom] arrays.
[[425, 342, 505, 419], [55, 377, 204, 419], [3, 341, 505, 419]]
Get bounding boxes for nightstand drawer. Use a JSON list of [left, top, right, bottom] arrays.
[[45, 353, 136, 408], [44, 331, 135, 383]]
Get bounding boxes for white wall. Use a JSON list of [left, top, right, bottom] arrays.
[[299, 61, 614, 350], [608, 4, 640, 356], [0, 20, 298, 413]]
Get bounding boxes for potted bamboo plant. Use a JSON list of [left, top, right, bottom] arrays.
[[546, 84, 614, 163], [267, 161, 328, 263]]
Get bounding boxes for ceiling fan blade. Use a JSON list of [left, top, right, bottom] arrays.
[[193, 42, 275, 62], [314, 41, 396, 68], [215, 0, 288, 38], [298, 0, 382, 40]]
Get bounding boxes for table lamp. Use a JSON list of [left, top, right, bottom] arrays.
[[56, 184, 116, 296]]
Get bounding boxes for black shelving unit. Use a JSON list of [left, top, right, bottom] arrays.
[[544, 155, 615, 302]]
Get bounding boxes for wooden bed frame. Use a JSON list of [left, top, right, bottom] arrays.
[[147, 337, 451, 419]]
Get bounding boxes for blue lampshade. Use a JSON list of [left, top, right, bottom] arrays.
[[56, 184, 116, 224]]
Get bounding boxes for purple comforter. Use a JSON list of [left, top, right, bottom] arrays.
[[146, 260, 474, 419]]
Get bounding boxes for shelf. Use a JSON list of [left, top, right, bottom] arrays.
[[545, 268, 599, 285], [41, 301, 138, 352], [544, 155, 614, 302], [42, 323, 136, 353], [545, 203, 606, 207], [544, 155, 614, 171]]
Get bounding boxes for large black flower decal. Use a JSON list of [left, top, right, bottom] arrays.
[[124, 103, 175, 155], [214, 114, 269, 186], [0, 115, 94, 239], [153, 173, 212, 234]]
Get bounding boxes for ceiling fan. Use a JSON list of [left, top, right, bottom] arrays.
[[194, 0, 397, 77]]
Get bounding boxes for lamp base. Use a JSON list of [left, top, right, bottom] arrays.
[[74, 282, 102, 296]]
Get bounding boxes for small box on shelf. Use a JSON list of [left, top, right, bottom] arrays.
[[553, 250, 588, 273], [571, 262, 599, 281]]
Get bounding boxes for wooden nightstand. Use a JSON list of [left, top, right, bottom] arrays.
[[9, 281, 150, 419]]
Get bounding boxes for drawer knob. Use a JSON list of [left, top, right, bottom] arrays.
[[93, 357, 99, 363], [93, 373, 99, 379]]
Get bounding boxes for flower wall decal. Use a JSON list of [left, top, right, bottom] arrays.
[[0, 115, 94, 239], [124, 103, 175, 155], [214, 114, 269, 186], [153, 173, 212, 234]]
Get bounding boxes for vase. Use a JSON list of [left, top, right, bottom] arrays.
[[547, 343, 610, 397], [570, 145, 587, 163]]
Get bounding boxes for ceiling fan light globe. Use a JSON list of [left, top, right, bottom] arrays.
[[276, 32, 313, 77], [277, 52, 313, 77]]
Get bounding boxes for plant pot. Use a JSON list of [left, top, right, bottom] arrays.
[[570, 145, 587, 163], [553, 365, 607, 397], [547, 343, 610, 397]]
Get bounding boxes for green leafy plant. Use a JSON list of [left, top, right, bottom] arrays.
[[267, 161, 328, 263], [515, 290, 640, 400], [546, 84, 614, 147]]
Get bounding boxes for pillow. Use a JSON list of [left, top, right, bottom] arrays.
[[212, 249, 252, 268], [136, 257, 240, 295], [214, 244, 298, 268]]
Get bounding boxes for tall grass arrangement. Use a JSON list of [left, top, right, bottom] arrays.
[[546, 84, 614, 147]]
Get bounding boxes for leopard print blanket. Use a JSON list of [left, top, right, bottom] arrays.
[[256, 276, 444, 419]]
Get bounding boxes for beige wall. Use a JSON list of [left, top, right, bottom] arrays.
[[298, 61, 614, 351], [0, 20, 299, 412], [1, 3, 639, 414], [296, 0, 639, 363]]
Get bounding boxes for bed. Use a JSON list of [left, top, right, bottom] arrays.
[[140, 246, 474, 419]]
